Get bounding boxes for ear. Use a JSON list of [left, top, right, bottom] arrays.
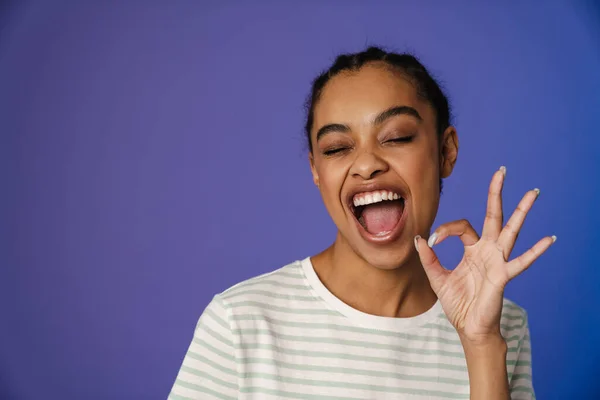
[[440, 126, 459, 178], [309, 152, 320, 188]]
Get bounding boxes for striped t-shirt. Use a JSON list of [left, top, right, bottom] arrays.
[[168, 258, 534, 399]]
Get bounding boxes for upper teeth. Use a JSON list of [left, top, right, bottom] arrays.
[[353, 190, 400, 207]]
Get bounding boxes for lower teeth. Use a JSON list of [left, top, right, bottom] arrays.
[[375, 230, 391, 237]]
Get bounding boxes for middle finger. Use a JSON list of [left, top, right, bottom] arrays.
[[481, 166, 506, 240]]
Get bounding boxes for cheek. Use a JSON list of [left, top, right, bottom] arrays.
[[398, 143, 439, 184], [395, 144, 441, 220], [316, 163, 349, 212]]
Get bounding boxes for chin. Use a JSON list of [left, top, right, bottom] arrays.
[[353, 238, 416, 271]]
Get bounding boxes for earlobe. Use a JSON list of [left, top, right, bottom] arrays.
[[440, 127, 459, 178], [309, 153, 320, 188]]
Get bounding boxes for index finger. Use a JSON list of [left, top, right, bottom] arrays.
[[428, 219, 479, 248]]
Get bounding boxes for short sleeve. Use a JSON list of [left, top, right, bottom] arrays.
[[509, 314, 535, 400], [168, 295, 238, 400]]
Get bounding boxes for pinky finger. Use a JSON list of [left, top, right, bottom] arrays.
[[507, 235, 556, 279]]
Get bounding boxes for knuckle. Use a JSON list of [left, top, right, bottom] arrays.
[[515, 205, 528, 215], [485, 210, 501, 219], [504, 223, 518, 235], [529, 247, 540, 258]]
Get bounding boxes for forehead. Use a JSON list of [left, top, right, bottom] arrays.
[[313, 63, 433, 128]]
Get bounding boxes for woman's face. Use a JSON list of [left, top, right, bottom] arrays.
[[309, 63, 458, 269]]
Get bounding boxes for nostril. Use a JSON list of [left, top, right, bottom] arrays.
[[368, 169, 384, 180]]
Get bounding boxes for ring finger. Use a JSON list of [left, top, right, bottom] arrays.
[[497, 188, 540, 259]]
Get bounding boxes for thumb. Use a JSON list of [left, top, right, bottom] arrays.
[[414, 235, 449, 295]]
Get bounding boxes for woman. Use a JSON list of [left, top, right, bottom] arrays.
[[168, 47, 553, 399]]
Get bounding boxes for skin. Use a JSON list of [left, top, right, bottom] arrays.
[[307, 62, 554, 399]]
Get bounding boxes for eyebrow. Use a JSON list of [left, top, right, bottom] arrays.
[[315, 106, 422, 142]]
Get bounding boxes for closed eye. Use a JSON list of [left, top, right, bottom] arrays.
[[323, 147, 349, 156], [386, 136, 414, 143]]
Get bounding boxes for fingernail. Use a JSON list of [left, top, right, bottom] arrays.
[[533, 188, 540, 199], [551, 235, 557, 243], [499, 166, 506, 177], [414, 235, 421, 252], [428, 232, 438, 247]]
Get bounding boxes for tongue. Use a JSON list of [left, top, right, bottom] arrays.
[[361, 201, 404, 235]]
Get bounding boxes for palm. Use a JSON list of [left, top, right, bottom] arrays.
[[436, 241, 509, 337], [416, 168, 554, 340]]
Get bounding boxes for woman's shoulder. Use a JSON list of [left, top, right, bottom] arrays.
[[500, 298, 530, 340], [215, 258, 316, 306]]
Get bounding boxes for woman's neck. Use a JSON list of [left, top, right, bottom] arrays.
[[311, 233, 438, 319]]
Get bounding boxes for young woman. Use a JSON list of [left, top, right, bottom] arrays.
[[168, 47, 553, 399]]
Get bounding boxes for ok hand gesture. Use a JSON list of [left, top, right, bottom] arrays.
[[415, 167, 555, 343]]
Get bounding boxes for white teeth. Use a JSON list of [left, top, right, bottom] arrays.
[[352, 190, 402, 207]]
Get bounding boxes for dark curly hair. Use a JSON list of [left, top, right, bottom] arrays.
[[304, 46, 452, 152]]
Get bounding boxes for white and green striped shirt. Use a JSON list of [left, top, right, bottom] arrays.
[[169, 258, 534, 399]]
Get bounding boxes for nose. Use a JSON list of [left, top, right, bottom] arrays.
[[349, 149, 389, 180]]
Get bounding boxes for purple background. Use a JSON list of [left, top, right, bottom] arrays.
[[2, 1, 600, 399]]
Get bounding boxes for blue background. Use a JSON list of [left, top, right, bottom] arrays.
[[2, 1, 599, 399]]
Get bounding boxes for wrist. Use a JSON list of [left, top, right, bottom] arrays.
[[461, 333, 509, 400], [459, 331, 507, 353]]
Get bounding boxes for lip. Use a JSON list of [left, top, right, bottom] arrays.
[[344, 182, 410, 245]]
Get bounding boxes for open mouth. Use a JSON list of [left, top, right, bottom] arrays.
[[350, 190, 406, 237]]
